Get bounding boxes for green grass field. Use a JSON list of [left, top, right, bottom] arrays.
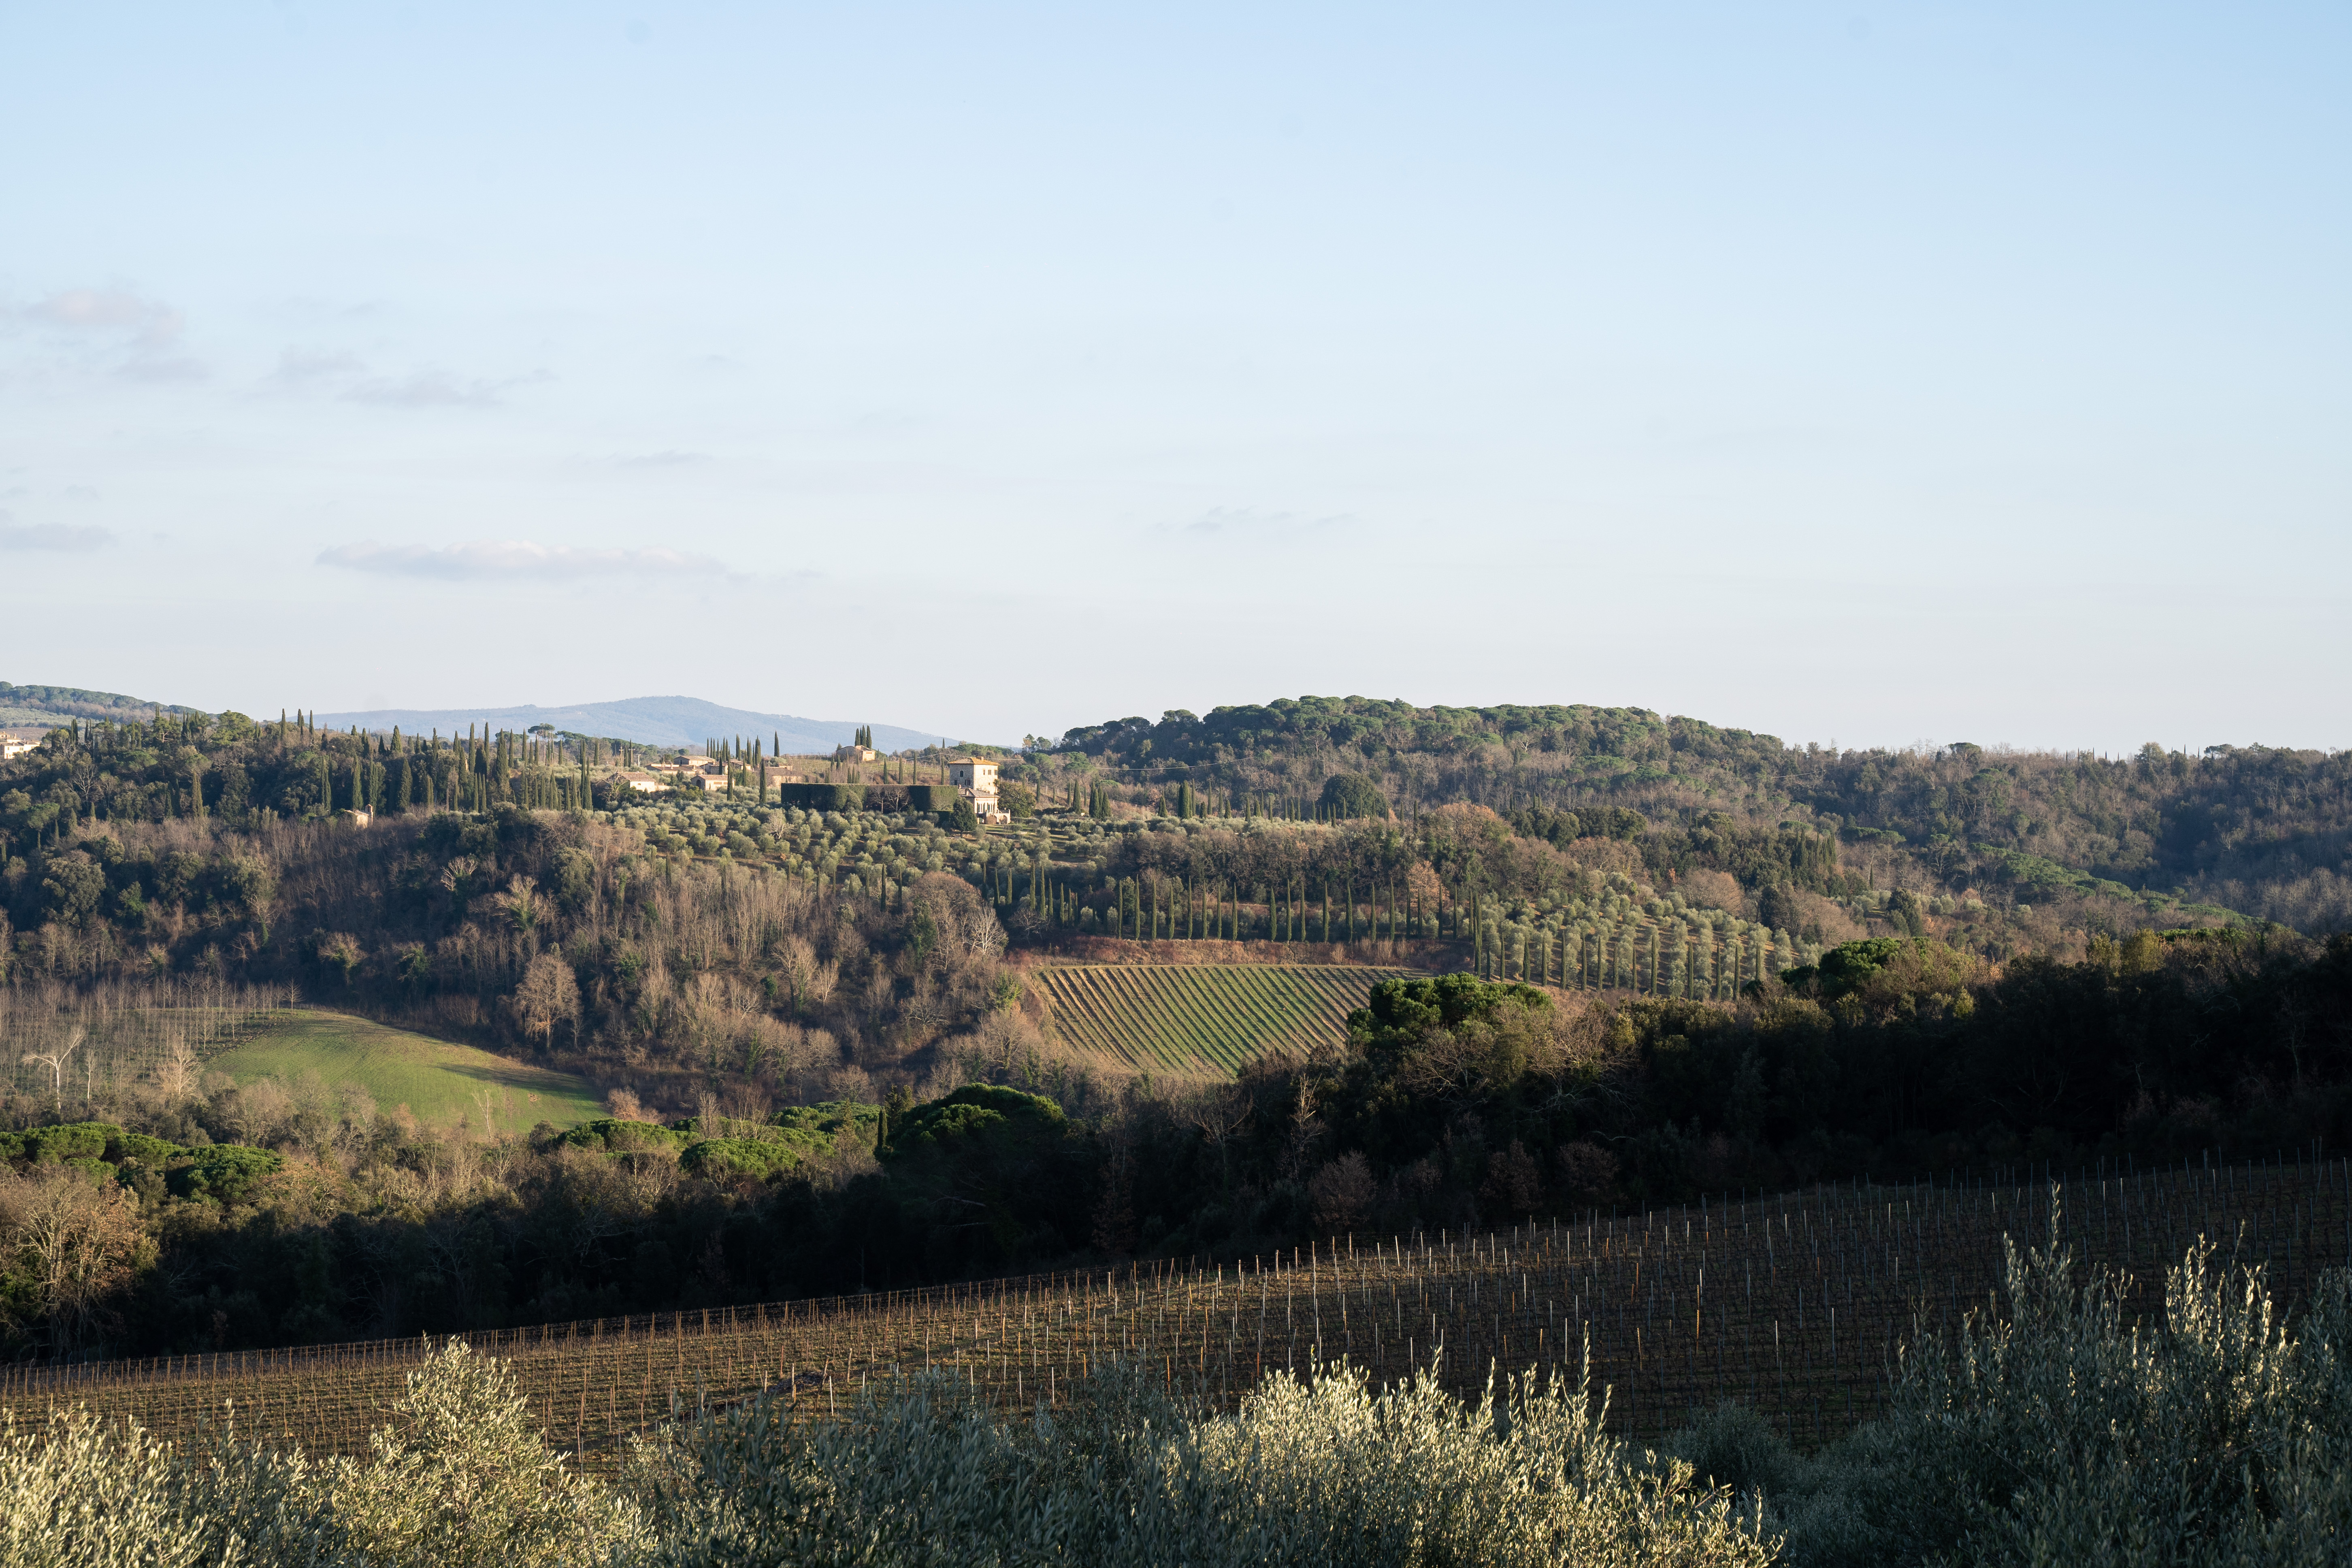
[[206, 1010, 604, 1133], [1033, 963, 1412, 1079]]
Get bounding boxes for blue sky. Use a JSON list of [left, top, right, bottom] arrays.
[[2, 2, 2343, 752]]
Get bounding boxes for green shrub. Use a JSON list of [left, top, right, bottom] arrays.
[[0, 1342, 637, 1568], [0, 1123, 119, 1165], [1665, 1401, 1804, 1505], [1762, 1208, 2352, 1567], [332, 1341, 641, 1566], [0, 1404, 314, 1566], [886, 1084, 1065, 1153], [625, 1355, 1775, 1567], [1318, 772, 1390, 819], [767, 1100, 879, 1155], [164, 1145, 283, 1206], [676, 1138, 800, 1182], [556, 1119, 687, 1156], [111, 1131, 183, 1165]]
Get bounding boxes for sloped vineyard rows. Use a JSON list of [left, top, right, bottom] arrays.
[[12, 1153, 2348, 1471], [1033, 964, 1413, 1076]]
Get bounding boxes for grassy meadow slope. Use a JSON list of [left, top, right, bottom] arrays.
[[207, 1010, 603, 1132]]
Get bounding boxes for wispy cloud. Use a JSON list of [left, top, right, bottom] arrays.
[[0, 516, 116, 552], [616, 450, 710, 468], [17, 287, 208, 382], [25, 288, 182, 344], [267, 348, 368, 387], [316, 540, 727, 581], [116, 354, 209, 383], [262, 349, 538, 408]]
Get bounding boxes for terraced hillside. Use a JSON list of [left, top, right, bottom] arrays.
[[1033, 963, 1412, 1078]]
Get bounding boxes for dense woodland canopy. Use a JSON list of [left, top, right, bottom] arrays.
[[0, 696, 2347, 1361], [1035, 696, 2352, 934]]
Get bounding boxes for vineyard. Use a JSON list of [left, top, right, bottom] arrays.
[[0, 986, 604, 1132], [12, 1151, 2348, 1472], [0, 981, 291, 1104], [1031, 963, 1412, 1078]]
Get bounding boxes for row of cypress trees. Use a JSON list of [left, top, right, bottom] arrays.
[[1462, 903, 1796, 996]]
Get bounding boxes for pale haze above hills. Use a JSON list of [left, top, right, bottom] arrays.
[[4, 681, 978, 753], [307, 697, 967, 754]]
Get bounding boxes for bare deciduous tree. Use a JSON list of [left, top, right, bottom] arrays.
[[512, 952, 581, 1046], [1185, 1083, 1251, 1190], [0, 1170, 145, 1353]]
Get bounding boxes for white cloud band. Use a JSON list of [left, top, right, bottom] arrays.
[[0, 521, 115, 552], [316, 540, 726, 581]]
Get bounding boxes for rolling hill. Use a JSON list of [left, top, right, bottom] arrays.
[[0, 680, 200, 731], [6, 679, 987, 753]]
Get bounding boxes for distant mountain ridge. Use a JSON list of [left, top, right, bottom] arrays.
[[310, 696, 972, 754]]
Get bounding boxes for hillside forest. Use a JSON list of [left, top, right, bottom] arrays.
[[0, 700, 2346, 1361], [1035, 695, 2352, 935]]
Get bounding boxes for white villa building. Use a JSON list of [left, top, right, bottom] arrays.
[[947, 757, 1010, 823]]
